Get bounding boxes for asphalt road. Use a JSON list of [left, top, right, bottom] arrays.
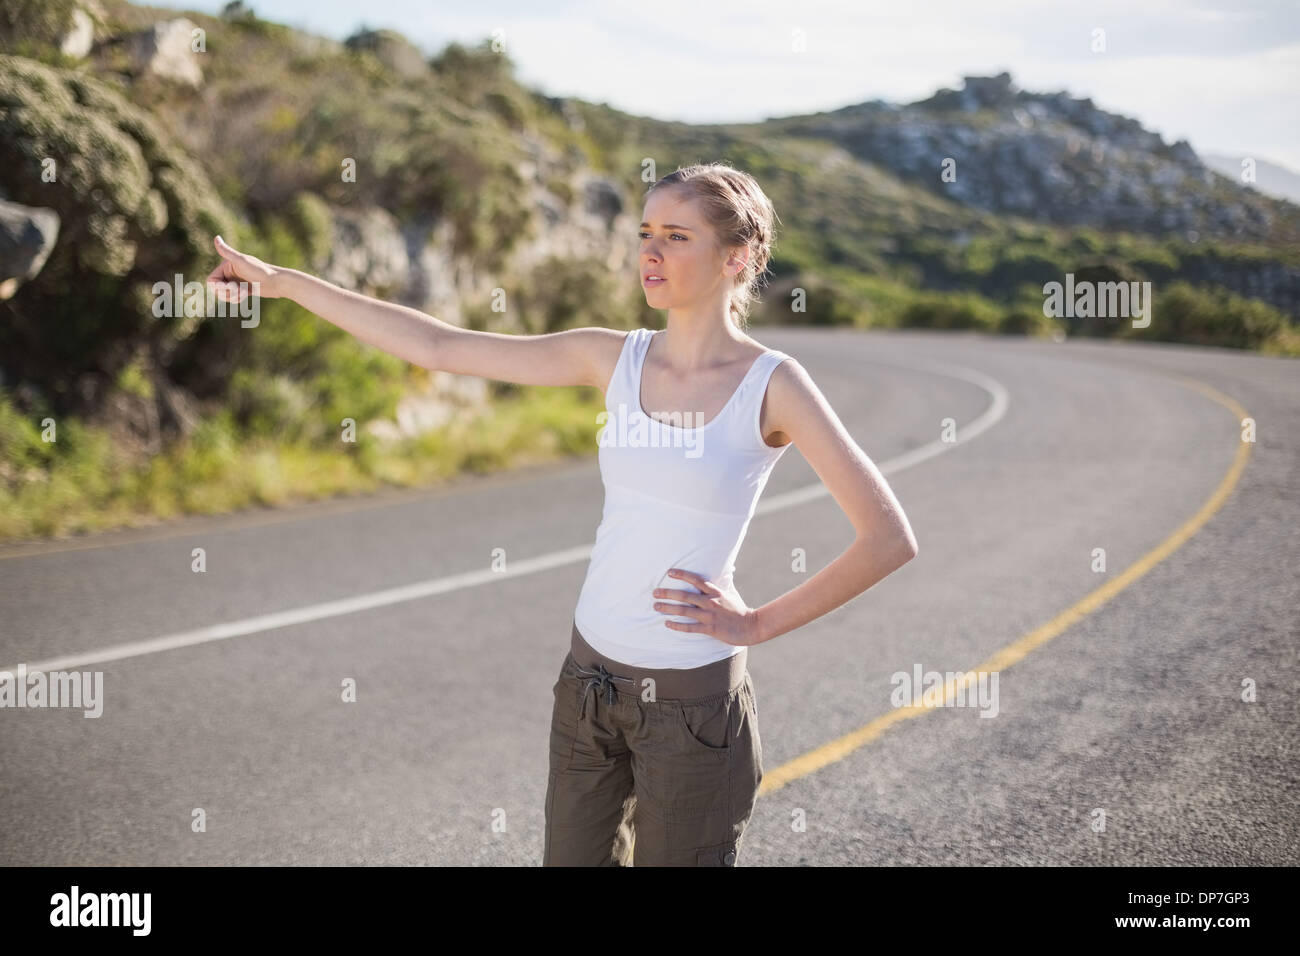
[[1, 326, 1296, 865]]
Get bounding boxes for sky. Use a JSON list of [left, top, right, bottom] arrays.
[[142, 0, 1300, 171]]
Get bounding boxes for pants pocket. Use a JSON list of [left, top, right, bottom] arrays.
[[548, 655, 581, 773], [733, 673, 763, 815], [676, 685, 740, 754]]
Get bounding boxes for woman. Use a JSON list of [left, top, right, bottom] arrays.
[[207, 163, 919, 866]]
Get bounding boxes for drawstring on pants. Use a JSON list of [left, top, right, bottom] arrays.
[[574, 661, 636, 719]]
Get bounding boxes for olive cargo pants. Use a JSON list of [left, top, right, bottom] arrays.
[[543, 620, 764, 866]]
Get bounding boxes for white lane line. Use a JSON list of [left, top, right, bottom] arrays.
[[758, 358, 1007, 513], [3, 358, 1009, 675], [3, 545, 596, 675]]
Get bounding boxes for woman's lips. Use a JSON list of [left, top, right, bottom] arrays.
[[644, 276, 666, 285]]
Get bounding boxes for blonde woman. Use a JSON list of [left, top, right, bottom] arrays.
[[207, 163, 918, 867]]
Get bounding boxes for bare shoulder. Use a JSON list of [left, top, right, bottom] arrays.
[[761, 356, 825, 447], [583, 327, 633, 396], [762, 352, 918, 553]]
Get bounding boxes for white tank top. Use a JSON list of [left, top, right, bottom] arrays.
[[573, 327, 794, 669]]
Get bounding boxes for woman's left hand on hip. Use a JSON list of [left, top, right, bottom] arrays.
[[652, 568, 764, 647]]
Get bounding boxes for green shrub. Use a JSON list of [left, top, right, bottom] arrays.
[[1119, 281, 1290, 349], [0, 0, 78, 51], [899, 291, 1003, 330]]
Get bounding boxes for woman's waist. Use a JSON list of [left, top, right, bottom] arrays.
[[569, 617, 745, 697], [580, 544, 736, 595]]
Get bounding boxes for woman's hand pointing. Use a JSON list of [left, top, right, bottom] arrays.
[[205, 235, 285, 302]]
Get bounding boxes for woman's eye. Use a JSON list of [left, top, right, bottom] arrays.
[[638, 232, 687, 240]]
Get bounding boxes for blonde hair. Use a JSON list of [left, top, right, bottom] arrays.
[[644, 163, 778, 331]]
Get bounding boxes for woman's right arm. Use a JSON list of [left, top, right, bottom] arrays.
[[207, 235, 620, 390]]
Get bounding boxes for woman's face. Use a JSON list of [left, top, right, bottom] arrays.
[[638, 188, 740, 311]]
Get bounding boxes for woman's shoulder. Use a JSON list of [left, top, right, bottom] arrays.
[[584, 326, 642, 398], [740, 333, 790, 363]]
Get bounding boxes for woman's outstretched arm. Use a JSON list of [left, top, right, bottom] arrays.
[[206, 234, 442, 369], [205, 234, 621, 389]]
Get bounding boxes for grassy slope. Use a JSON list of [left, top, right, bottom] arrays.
[[1, 1, 1294, 542]]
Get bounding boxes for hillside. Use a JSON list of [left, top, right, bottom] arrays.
[[0, 0, 1296, 539]]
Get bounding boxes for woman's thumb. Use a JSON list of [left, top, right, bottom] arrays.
[[214, 234, 238, 259]]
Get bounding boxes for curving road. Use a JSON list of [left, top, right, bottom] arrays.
[[1, 327, 1296, 865]]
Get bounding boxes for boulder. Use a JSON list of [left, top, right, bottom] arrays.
[[0, 199, 60, 300], [58, 5, 97, 59], [343, 28, 428, 79], [124, 18, 204, 87]]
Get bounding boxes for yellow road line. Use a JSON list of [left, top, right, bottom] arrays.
[[758, 373, 1253, 795]]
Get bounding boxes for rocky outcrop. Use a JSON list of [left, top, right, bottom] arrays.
[[343, 28, 428, 79], [762, 72, 1300, 316], [319, 206, 411, 296], [777, 72, 1295, 244], [122, 18, 204, 87], [319, 135, 640, 443], [311, 125, 637, 327]]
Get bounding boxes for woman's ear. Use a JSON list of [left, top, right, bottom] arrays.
[[726, 244, 751, 278]]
